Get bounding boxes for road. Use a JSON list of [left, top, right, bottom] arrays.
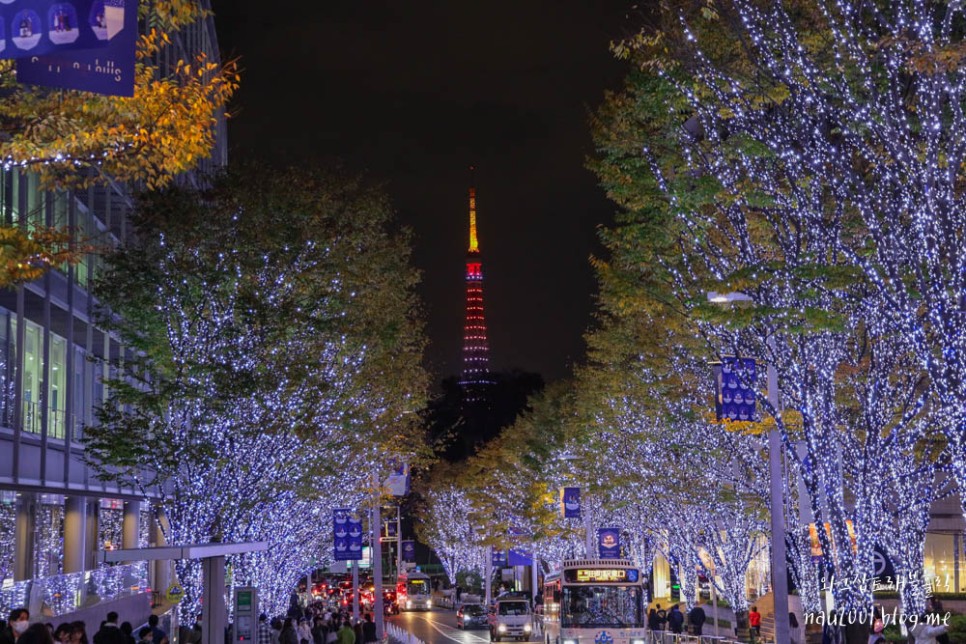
[[389, 608, 542, 644]]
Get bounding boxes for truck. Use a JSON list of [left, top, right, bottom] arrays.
[[489, 596, 533, 642]]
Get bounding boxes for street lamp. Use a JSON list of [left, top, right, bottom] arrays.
[[706, 291, 790, 644]]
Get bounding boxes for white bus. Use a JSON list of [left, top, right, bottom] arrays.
[[542, 559, 647, 644], [396, 570, 432, 611]]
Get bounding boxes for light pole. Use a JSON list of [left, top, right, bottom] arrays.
[[707, 292, 790, 644], [558, 452, 594, 557]]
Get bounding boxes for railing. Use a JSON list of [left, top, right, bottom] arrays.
[[0, 562, 149, 618], [646, 632, 744, 644], [21, 400, 80, 441]]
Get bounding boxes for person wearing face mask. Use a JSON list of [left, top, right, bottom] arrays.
[[1, 608, 31, 644]]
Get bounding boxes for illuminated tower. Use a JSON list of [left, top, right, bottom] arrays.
[[459, 178, 491, 400]]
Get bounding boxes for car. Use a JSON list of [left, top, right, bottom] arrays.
[[488, 598, 532, 642], [456, 603, 487, 630]]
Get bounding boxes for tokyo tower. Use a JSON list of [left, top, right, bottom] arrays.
[[459, 174, 492, 401]]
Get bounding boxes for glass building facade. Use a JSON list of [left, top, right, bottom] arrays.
[[0, 2, 224, 622]]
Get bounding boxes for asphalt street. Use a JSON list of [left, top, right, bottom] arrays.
[[389, 608, 541, 644]]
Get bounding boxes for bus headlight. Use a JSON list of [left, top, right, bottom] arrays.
[[497, 624, 507, 633], [562, 640, 578, 644], [406, 600, 412, 609], [632, 640, 646, 644], [426, 600, 432, 608]]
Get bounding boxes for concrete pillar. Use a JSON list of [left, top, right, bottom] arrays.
[[122, 500, 140, 554], [202, 556, 226, 644], [63, 496, 88, 573], [85, 500, 98, 570], [13, 493, 33, 581], [151, 508, 171, 595]]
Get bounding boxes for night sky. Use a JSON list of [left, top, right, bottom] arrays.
[[210, 1, 635, 384]]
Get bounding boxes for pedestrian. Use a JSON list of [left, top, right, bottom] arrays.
[[17, 625, 53, 644], [647, 605, 660, 631], [667, 604, 684, 634], [279, 619, 297, 644], [94, 612, 127, 644], [455, 586, 462, 606], [53, 625, 71, 644], [147, 616, 166, 644], [69, 622, 88, 644], [118, 624, 134, 644], [909, 616, 948, 644], [361, 616, 375, 644], [749, 606, 762, 640], [868, 616, 885, 644], [688, 604, 706, 635], [136, 628, 152, 644], [1, 609, 30, 644], [297, 620, 311, 644], [335, 622, 354, 644]]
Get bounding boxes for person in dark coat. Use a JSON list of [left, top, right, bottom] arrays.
[[17, 625, 53, 644], [688, 605, 706, 635], [1, 608, 30, 644], [279, 620, 298, 644], [93, 613, 127, 644], [360, 616, 375, 644], [667, 604, 685, 634]]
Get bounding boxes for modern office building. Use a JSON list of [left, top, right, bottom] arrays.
[[0, 3, 225, 627]]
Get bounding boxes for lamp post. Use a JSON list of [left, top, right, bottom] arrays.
[[707, 292, 790, 644]]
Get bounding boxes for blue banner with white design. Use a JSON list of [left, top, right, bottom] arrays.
[[491, 550, 508, 568], [713, 357, 758, 422], [597, 528, 620, 559], [17, 0, 136, 96], [402, 540, 415, 563], [334, 508, 364, 561], [561, 487, 581, 518], [0, 0, 109, 60], [508, 548, 533, 567]]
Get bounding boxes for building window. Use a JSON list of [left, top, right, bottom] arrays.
[[20, 320, 43, 435], [49, 335, 66, 440]]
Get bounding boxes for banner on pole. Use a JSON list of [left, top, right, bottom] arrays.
[[560, 487, 581, 518], [17, 0, 137, 96], [491, 550, 508, 568], [401, 540, 415, 563], [508, 548, 532, 567], [334, 508, 364, 561], [712, 357, 758, 422], [597, 528, 620, 559], [0, 0, 112, 60]]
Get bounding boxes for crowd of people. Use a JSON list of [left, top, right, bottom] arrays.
[[0, 609, 171, 644], [257, 602, 377, 644]]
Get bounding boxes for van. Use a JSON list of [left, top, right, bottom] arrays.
[[489, 597, 532, 642]]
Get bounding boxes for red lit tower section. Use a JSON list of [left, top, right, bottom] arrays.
[[459, 185, 491, 400]]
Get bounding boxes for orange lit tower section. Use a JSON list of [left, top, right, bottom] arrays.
[[459, 181, 492, 400]]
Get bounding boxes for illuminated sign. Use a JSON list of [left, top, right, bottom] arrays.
[[565, 568, 640, 584]]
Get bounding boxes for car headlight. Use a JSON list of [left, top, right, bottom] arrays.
[[498, 624, 507, 633], [406, 600, 412, 608], [523, 624, 532, 632], [563, 640, 578, 644], [427, 600, 432, 608], [632, 640, 646, 644]]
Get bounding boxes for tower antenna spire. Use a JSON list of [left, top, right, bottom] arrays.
[[468, 165, 479, 253]]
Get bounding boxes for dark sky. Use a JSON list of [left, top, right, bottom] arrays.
[[209, 1, 634, 383]]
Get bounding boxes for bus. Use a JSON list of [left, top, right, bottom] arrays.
[[396, 570, 432, 611], [542, 559, 646, 644]]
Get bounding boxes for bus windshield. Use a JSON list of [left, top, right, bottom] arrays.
[[407, 579, 429, 596], [561, 586, 643, 628]]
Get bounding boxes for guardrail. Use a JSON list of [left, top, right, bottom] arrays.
[[0, 562, 149, 618], [646, 632, 743, 644]]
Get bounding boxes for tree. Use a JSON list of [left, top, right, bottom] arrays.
[[0, 1, 239, 287], [83, 164, 427, 617]]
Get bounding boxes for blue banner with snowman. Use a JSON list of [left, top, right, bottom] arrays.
[[334, 508, 364, 561], [597, 528, 620, 559], [561, 487, 581, 518], [17, 0, 137, 96], [0, 1, 110, 60], [491, 550, 508, 568], [713, 356, 758, 422]]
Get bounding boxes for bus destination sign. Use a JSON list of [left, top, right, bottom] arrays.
[[565, 568, 640, 583]]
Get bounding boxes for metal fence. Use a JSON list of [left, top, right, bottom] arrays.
[[645, 631, 744, 644]]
